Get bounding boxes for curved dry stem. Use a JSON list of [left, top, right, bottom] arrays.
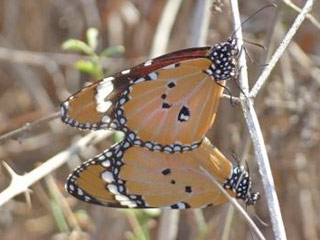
[[250, 0, 316, 98], [283, 0, 320, 30], [228, 0, 302, 239], [0, 131, 112, 207], [191, 0, 214, 47], [200, 166, 265, 240], [0, 111, 60, 144], [149, 0, 183, 58]]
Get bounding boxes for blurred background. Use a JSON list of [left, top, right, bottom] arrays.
[[0, 0, 320, 239]]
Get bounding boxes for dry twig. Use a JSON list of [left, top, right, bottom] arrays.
[[0, 131, 112, 207], [0, 112, 60, 144], [149, 0, 183, 58], [200, 166, 265, 240], [230, 0, 287, 239], [283, 0, 320, 30], [250, 0, 316, 98], [230, 0, 316, 239]]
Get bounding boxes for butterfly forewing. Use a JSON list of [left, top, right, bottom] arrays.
[[66, 138, 239, 209], [61, 47, 211, 130], [122, 58, 225, 150], [61, 40, 238, 152]]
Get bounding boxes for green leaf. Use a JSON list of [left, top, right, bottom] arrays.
[[86, 28, 99, 51], [100, 45, 125, 57], [62, 39, 93, 55], [75, 60, 96, 75]]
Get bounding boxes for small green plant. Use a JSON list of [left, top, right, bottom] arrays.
[[124, 209, 161, 240], [62, 28, 125, 80]]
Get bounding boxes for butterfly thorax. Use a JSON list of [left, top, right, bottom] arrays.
[[224, 165, 260, 206], [206, 37, 239, 82]]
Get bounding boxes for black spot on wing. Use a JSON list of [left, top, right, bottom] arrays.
[[162, 168, 171, 175], [162, 102, 172, 109], [167, 82, 176, 88], [178, 106, 190, 122], [185, 186, 192, 193]]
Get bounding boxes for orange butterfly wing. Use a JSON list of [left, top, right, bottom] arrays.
[[66, 138, 244, 209], [61, 47, 211, 131], [61, 41, 238, 152], [122, 58, 225, 151]]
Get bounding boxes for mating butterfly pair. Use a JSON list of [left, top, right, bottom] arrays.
[[61, 37, 260, 209]]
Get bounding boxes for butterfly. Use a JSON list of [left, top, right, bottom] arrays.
[[61, 38, 239, 153], [66, 137, 259, 209]]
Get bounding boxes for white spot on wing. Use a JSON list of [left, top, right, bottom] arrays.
[[101, 171, 114, 183], [77, 188, 83, 196], [95, 80, 114, 113], [144, 60, 153, 66], [174, 145, 181, 151], [102, 160, 111, 167], [135, 77, 145, 83], [61, 105, 66, 115], [120, 200, 137, 208], [107, 184, 119, 194], [102, 115, 111, 123], [96, 100, 112, 113], [121, 69, 131, 75], [148, 72, 158, 80], [102, 76, 115, 82], [115, 195, 129, 201], [163, 64, 175, 69]]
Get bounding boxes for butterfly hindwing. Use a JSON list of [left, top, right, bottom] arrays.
[[66, 137, 259, 209]]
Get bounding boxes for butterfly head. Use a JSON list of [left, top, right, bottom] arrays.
[[224, 165, 260, 206], [208, 37, 239, 81]]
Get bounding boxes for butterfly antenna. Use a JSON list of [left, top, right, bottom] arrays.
[[231, 3, 278, 38], [245, 161, 250, 175], [230, 151, 240, 166], [241, 41, 271, 68], [243, 46, 253, 64], [252, 208, 270, 227], [242, 39, 267, 51], [233, 71, 249, 99]]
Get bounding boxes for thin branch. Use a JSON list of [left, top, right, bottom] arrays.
[[157, 210, 180, 240], [200, 166, 265, 240], [190, 0, 214, 47], [230, 1, 289, 239], [221, 205, 235, 240], [283, 0, 320, 30], [0, 111, 60, 144], [0, 47, 123, 69], [149, 0, 183, 58], [0, 131, 112, 207], [250, 0, 316, 98]]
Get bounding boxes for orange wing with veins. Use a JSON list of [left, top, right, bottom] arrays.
[[66, 138, 260, 209], [61, 39, 239, 152]]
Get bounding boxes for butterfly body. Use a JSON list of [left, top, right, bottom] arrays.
[[61, 38, 239, 152], [66, 137, 259, 209]]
